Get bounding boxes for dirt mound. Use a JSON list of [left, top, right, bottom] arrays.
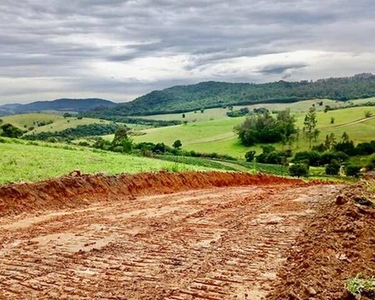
[[0, 171, 304, 217], [267, 181, 375, 300]]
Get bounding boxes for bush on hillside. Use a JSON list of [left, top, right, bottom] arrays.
[[245, 150, 256, 162], [355, 141, 375, 155], [289, 164, 309, 177], [345, 165, 362, 177], [0, 123, 24, 138], [335, 140, 356, 156], [319, 151, 349, 165], [292, 151, 321, 166], [325, 159, 341, 175], [235, 109, 296, 146], [256, 146, 292, 165]]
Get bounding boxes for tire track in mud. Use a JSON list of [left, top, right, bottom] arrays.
[[0, 184, 342, 299]]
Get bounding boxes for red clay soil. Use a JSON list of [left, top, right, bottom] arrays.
[[0, 173, 341, 299], [267, 181, 375, 300], [0, 171, 304, 217]]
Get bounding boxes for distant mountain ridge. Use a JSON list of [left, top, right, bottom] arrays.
[[0, 98, 117, 116], [2, 73, 375, 118], [85, 73, 375, 118]]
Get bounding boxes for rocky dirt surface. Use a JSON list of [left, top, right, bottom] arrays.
[[0, 172, 341, 299], [267, 181, 375, 300]]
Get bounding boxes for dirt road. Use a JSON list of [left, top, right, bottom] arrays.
[[0, 182, 341, 299]]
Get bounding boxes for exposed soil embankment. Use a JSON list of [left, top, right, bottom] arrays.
[[267, 181, 375, 300], [0, 175, 340, 299], [0, 172, 303, 217]]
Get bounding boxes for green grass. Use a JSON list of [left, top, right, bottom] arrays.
[[0, 139, 213, 184], [345, 274, 375, 299], [232, 161, 287, 175], [154, 154, 294, 175], [128, 106, 375, 158], [1, 113, 63, 130], [134, 98, 375, 122], [155, 155, 238, 171], [0, 112, 142, 135]]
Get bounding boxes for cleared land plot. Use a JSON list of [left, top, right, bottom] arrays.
[[0, 181, 340, 299]]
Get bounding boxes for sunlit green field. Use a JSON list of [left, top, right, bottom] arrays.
[[128, 106, 375, 158], [0, 139, 211, 184], [1, 113, 111, 133], [134, 98, 375, 122], [0, 112, 145, 135]]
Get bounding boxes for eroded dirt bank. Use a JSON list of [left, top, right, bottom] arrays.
[[0, 172, 304, 217], [0, 172, 342, 299], [267, 181, 375, 300]]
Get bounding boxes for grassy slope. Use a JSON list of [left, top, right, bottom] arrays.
[[0, 113, 144, 135], [128, 106, 375, 158], [1, 113, 63, 129], [134, 98, 375, 122], [0, 140, 212, 184]]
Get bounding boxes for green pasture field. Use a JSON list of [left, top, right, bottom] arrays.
[[133, 98, 375, 122], [0, 112, 143, 135], [128, 106, 375, 158], [0, 139, 212, 184]]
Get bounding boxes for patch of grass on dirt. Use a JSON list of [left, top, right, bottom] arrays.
[[345, 273, 375, 299], [154, 154, 293, 175], [230, 160, 287, 175]]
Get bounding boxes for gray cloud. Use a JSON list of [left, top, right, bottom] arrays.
[[258, 63, 308, 75], [0, 0, 375, 103]]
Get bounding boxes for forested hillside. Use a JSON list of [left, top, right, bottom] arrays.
[[0, 98, 116, 116], [86, 73, 375, 118]]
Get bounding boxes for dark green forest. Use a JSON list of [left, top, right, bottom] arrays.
[[85, 73, 375, 118]]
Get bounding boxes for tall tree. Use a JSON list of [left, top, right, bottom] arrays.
[[303, 106, 319, 149], [111, 126, 132, 152], [324, 133, 336, 151], [341, 132, 350, 142]]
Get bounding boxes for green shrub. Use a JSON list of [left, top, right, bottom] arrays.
[[1, 123, 24, 138], [256, 146, 289, 165], [289, 164, 309, 177], [345, 274, 375, 299], [335, 140, 356, 156], [325, 159, 340, 175], [293, 151, 321, 166], [320, 151, 349, 165], [366, 154, 375, 171], [172, 140, 182, 149], [245, 150, 256, 162], [345, 165, 362, 177]]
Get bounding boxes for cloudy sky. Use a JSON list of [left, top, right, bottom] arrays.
[[1, 0, 375, 104]]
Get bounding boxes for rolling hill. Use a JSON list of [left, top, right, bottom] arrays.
[[85, 73, 375, 118], [0, 98, 117, 116], [123, 105, 375, 158]]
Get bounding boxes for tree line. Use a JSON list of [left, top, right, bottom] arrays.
[[85, 73, 375, 118]]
